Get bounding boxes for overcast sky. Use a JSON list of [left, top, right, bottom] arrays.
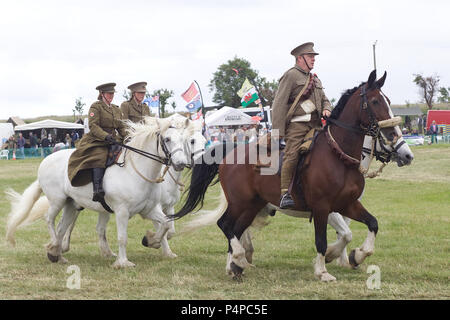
[[0, 0, 448, 120]]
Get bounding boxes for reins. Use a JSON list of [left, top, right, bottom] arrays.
[[324, 85, 400, 178]]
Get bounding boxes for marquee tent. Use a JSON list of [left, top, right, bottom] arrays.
[[14, 119, 84, 131], [205, 106, 255, 127]]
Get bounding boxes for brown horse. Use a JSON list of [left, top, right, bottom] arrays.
[[172, 70, 400, 281]]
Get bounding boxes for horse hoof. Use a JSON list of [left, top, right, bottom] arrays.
[[47, 253, 59, 263], [112, 260, 136, 269], [230, 262, 244, 281], [142, 236, 148, 247], [317, 272, 336, 282], [348, 249, 359, 269]]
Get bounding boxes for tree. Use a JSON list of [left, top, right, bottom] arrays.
[[151, 88, 176, 118], [122, 90, 131, 101], [437, 87, 450, 103], [413, 73, 440, 109], [73, 97, 85, 121], [209, 56, 277, 108]]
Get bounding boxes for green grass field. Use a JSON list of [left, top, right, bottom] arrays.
[[0, 145, 449, 300]]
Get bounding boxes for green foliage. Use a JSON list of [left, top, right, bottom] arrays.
[[438, 87, 450, 103], [209, 56, 278, 108], [149, 88, 176, 118], [72, 97, 85, 120], [413, 73, 440, 109]]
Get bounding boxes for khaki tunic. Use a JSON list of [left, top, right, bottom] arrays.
[[272, 65, 332, 137], [272, 65, 332, 191], [68, 101, 128, 187], [120, 98, 150, 123]]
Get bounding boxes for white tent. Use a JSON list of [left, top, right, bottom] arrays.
[[0, 123, 14, 145], [14, 119, 84, 131], [205, 106, 255, 127]]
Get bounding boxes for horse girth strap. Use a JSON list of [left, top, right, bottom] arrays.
[[286, 73, 311, 124]]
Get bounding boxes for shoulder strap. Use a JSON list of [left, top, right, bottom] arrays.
[[286, 73, 311, 124]]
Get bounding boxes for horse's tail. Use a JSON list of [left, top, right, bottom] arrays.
[[171, 143, 232, 220], [176, 187, 228, 235], [5, 180, 45, 247]]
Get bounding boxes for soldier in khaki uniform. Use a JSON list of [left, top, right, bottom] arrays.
[[272, 42, 332, 209], [120, 82, 150, 123], [68, 83, 128, 204]]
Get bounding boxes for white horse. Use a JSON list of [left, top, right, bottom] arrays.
[[175, 133, 414, 274], [142, 119, 206, 258], [61, 114, 207, 259], [6, 116, 193, 268]]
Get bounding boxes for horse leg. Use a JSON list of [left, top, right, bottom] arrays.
[[61, 210, 80, 253], [45, 200, 66, 263], [96, 212, 116, 258], [152, 220, 177, 258], [326, 212, 352, 267], [313, 209, 337, 282], [142, 206, 169, 250], [240, 228, 254, 264], [50, 201, 79, 264], [336, 216, 352, 268], [221, 207, 259, 281], [341, 201, 378, 268], [165, 207, 176, 240], [112, 207, 135, 268], [61, 202, 83, 253]]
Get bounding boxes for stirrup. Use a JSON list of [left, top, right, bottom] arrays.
[[279, 192, 295, 209]]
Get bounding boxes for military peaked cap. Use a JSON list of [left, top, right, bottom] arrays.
[[128, 82, 147, 93], [290, 42, 319, 57], [96, 83, 116, 93]]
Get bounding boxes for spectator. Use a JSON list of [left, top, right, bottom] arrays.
[[430, 120, 438, 144], [71, 131, 79, 147], [17, 133, 25, 159], [41, 135, 51, 157], [29, 132, 38, 157], [65, 133, 72, 148], [7, 135, 16, 159]]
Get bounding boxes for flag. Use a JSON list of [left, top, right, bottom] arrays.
[[181, 82, 199, 103], [191, 109, 202, 121], [241, 87, 259, 108], [237, 78, 254, 98], [143, 95, 159, 108], [185, 94, 202, 112]]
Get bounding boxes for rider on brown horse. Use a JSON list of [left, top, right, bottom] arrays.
[[272, 42, 332, 209]]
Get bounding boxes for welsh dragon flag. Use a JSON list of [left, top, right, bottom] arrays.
[[239, 78, 259, 107]]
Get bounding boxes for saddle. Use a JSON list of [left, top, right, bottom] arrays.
[[106, 144, 123, 167], [254, 128, 319, 174], [255, 128, 321, 214]]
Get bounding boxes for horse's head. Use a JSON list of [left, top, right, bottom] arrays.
[[364, 135, 414, 167], [167, 114, 206, 168], [355, 70, 401, 147], [157, 118, 191, 172], [186, 121, 206, 167]]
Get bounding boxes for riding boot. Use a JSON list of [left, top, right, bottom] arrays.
[[279, 191, 295, 209], [92, 168, 106, 202]]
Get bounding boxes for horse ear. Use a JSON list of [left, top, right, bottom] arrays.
[[185, 118, 190, 128], [376, 71, 387, 89], [367, 70, 377, 88]]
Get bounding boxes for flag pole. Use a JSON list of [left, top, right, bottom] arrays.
[[194, 80, 205, 119]]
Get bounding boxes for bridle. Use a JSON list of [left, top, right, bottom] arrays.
[[325, 84, 402, 175]]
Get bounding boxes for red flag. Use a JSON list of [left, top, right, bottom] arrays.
[[181, 82, 199, 103]]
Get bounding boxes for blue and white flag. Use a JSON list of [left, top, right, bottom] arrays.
[[143, 95, 160, 108], [185, 94, 202, 112]]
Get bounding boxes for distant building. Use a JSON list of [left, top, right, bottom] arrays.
[[7, 117, 25, 128]]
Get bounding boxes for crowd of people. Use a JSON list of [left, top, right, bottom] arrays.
[[204, 124, 269, 147], [1, 130, 80, 159]]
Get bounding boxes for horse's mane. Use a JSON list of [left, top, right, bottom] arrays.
[[329, 82, 365, 120], [124, 116, 170, 148]]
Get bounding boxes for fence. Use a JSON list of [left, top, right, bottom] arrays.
[[1, 146, 74, 160]]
